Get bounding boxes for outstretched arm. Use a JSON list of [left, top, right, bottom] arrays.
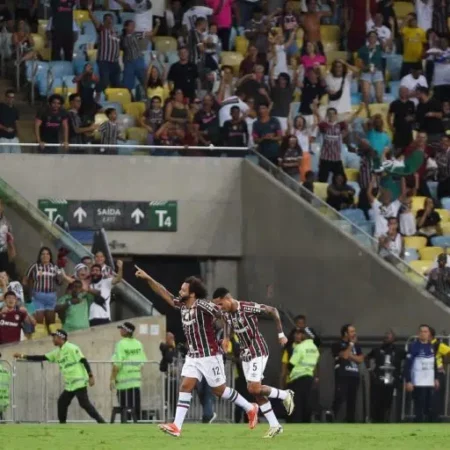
[[260, 304, 287, 345], [135, 265, 176, 307], [13, 353, 48, 361]]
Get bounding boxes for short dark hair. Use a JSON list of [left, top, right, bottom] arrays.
[[258, 102, 269, 109], [81, 256, 92, 263], [48, 94, 64, 105], [340, 323, 352, 337], [5, 89, 15, 97], [294, 314, 306, 322], [429, 327, 436, 338], [195, 17, 206, 26], [417, 86, 429, 95], [91, 264, 102, 271], [185, 276, 207, 299], [222, 65, 233, 72], [419, 323, 430, 331], [230, 106, 240, 113], [69, 93, 81, 103], [105, 108, 116, 118], [327, 107, 338, 115], [4, 290, 16, 298], [212, 287, 229, 299], [104, 13, 113, 21]]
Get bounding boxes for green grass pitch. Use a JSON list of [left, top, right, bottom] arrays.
[[3, 424, 450, 449]]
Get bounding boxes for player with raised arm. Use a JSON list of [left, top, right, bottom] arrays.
[[212, 287, 294, 439], [135, 267, 258, 437]]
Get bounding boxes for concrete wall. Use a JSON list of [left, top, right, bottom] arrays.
[[0, 316, 166, 422], [239, 161, 450, 342], [0, 155, 242, 257]]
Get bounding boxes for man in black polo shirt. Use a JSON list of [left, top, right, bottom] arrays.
[[298, 68, 326, 121], [416, 86, 443, 145], [51, 0, 76, 61], [237, 65, 270, 108], [35, 94, 69, 154], [67, 94, 98, 154], [167, 47, 199, 101], [253, 103, 282, 164], [0, 89, 20, 154], [223, 106, 248, 149], [331, 324, 364, 423]]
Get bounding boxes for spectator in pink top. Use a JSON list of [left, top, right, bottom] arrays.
[[206, 0, 237, 51], [299, 41, 326, 70]]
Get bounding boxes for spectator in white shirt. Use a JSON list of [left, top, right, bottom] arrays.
[[87, 261, 123, 327], [400, 67, 428, 106], [415, 0, 433, 32], [366, 12, 392, 48]]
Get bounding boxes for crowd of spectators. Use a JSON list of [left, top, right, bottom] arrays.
[[0, 242, 124, 345]]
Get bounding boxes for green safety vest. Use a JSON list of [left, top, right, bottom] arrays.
[[289, 339, 319, 381], [0, 363, 11, 412], [112, 338, 147, 390]]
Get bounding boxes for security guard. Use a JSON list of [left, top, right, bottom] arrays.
[[288, 328, 320, 423], [0, 353, 10, 421], [110, 322, 147, 422]]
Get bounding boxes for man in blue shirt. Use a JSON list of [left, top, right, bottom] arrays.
[[404, 324, 439, 423]]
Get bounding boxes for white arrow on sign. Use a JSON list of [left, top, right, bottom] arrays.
[[131, 208, 145, 225], [73, 207, 87, 224]]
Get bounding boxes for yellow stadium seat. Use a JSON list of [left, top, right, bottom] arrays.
[[38, 20, 48, 38], [321, 25, 340, 43], [31, 33, 45, 53], [220, 51, 244, 75], [436, 209, 450, 223], [314, 182, 328, 201], [368, 103, 389, 117], [87, 49, 97, 61], [441, 222, 450, 235], [32, 324, 49, 340], [345, 168, 359, 182], [351, 104, 368, 119], [404, 236, 427, 250], [74, 9, 90, 25], [393, 2, 415, 19], [153, 36, 178, 53], [105, 88, 132, 106], [235, 36, 249, 56], [124, 102, 146, 120], [323, 41, 338, 53], [419, 246, 444, 261], [147, 85, 170, 103], [127, 127, 148, 144], [412, 196, 427, 212], [326, 51, 349, 65], [95, 113, 108, 125], [409, 260, 433, 276], [39, 47, 51, 61]]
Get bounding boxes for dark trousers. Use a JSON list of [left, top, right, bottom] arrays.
[[51, 30, 74, 62], [357, 185, 371, 220], [332, 376, 359, 423], [432, 372, 446, 421], [318, 159, 345, 183], [117, 387, 141, 422], [58, 387, 105, 424], [218, 28, 231, 51], [288, 376, 314, 423], [98, 61, 122, 91], [89, 318, 111, 327], [370, 381, 394, 423], [437, 177, 450, 200], [0, 251, 9, 273], [413, 386, 433, 423]]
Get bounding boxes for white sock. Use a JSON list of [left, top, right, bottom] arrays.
[[222, 387, 253, 412], [260, 401, 280, 427], [173, 392, 192, 429], [268, 387, 288, 400]]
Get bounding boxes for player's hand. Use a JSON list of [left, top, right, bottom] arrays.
[[110, 380, 116, 391], [89, 375, 95, 387], [279, 336, 288, 346], [135, 265, 149, 280], [221, 338, 230, 353], [406, 382, 414, 392]]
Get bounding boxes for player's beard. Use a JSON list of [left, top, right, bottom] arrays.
[[179, 295, 190, 303]]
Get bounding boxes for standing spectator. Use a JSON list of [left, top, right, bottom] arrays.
[[88, 7, 121, 94], [206, 0, 236, 51], [298, 68, 326, 129], [331, 324, 364, 423], [358, 31, 385, 104], [400, 14, 426, 79], [94, 251, 113, 279], [400, 68, 428, 107], [187, 17, 208, 69], [288, 115, 316, 179], [216, 65, 236, 102], [365, 112, 391, 171], [436, 135, 450, 200], [35, 94, 69, 154], [50, 0, 76, 61], [74, 63, 102, 123], [145, 62, 169, 103], [99, 108, 124, 155], [67, 94, 98, 154], [388, 86, 415, 151], [345, 0, 377, 52], [427, 253, 450, 305], [378, 217, 404, 263], [269, 72, 295, 133], [239, 44, 263, 77], [222, 106, 248, 148], [87, 261, 123, 327], [244, 7, 271, 60], [237, 65, 271, 108], [116, 0, 154, 35], [326, 173, 355, 211], [316, 107, 348, 183], [404, 324, 439, 423], [300, 0, 334, 47], [23, 247, 70, 331], [278, 135, 302, 181], [299, 41, 326, 70], [288, 327, 320, 423], [139, 96, 164, 145], [416, 197, 442, 242], [416, 0, 433, 31], [56, 280, 91, 332], [15, 0, 38, 32], [432, 0, 450, 36], [366, 330, 405, 423], [110, 322, 147, 422], [167, 47, 199, 101], [0, 291, 35, 345], [182, 1, 213, 32], [416, 87, 443, 145], [0, 199, 13, 274], [0, 90, 19, 154], [194, 94, 220, 147], [432, 37, 450, 103], [253, 103, 282, 164]]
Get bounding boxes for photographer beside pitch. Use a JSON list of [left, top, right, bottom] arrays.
[[13, 329, 105, 424]]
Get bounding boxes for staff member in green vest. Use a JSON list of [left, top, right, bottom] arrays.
[[288, 327, 320, 423], [110, 322, 147, 422], [0, 353, 10, 421], [13, 329, 105, 424]]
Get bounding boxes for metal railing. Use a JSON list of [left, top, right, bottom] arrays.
[[0, 358, 235, 423]]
